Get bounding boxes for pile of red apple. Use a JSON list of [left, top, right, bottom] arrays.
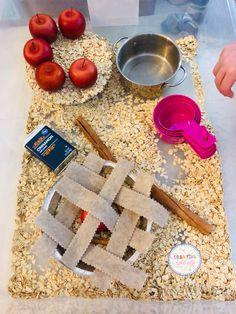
[[23, 9, 98, 92]]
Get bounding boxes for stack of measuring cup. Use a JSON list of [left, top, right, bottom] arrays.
[[153, 95, 216, 159]]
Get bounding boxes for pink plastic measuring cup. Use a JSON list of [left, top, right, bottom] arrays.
[[175, 120, 216, 158], [153, 95, 216, 158], [153, 95, 201, 136], [158, 100, 199, 133]]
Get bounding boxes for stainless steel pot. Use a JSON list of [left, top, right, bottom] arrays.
[[113, 33, 186, 98]]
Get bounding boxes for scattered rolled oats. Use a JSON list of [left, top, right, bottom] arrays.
[[8, 35, 236, 301]]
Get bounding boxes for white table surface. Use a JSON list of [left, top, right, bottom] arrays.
[[1, 0, 236, 312]]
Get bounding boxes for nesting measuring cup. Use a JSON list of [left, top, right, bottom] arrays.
[[153, 94, 201, 141], [153, 95, 216, 159]]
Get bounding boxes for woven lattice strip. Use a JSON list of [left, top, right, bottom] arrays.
[[60, 158, 133, 269], [63, 162, 168, 226], [31, 154, 102, 269], [82, 244, 147, 290], [90, 172, 154, 291]]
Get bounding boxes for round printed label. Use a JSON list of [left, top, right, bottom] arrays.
[[168, 243, 202, 276]]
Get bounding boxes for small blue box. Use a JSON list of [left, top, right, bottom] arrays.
[[24, 125, 77, 174]]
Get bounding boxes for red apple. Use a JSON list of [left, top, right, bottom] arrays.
[[23, 38, 53, 67], [58, 8, 86, 39], [69, 58, 97, 88], [29, 13, 58, 43], [80, 210, 107, 232], [35, 61, 65, 92]]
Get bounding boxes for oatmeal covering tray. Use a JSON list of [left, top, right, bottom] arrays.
[[8, 35, 236, 300]]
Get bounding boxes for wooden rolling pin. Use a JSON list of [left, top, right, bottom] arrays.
[[75, 115, 212, 235]]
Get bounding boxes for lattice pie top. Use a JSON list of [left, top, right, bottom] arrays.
[[32, 153, 169, 291]]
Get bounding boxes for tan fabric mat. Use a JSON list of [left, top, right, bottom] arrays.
[[8, 36, 236, 300], [5, 297, 236, 314]]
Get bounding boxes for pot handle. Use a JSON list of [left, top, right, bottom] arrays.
[[112, 36, 129, 53], [164, 65, 187, 88]]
